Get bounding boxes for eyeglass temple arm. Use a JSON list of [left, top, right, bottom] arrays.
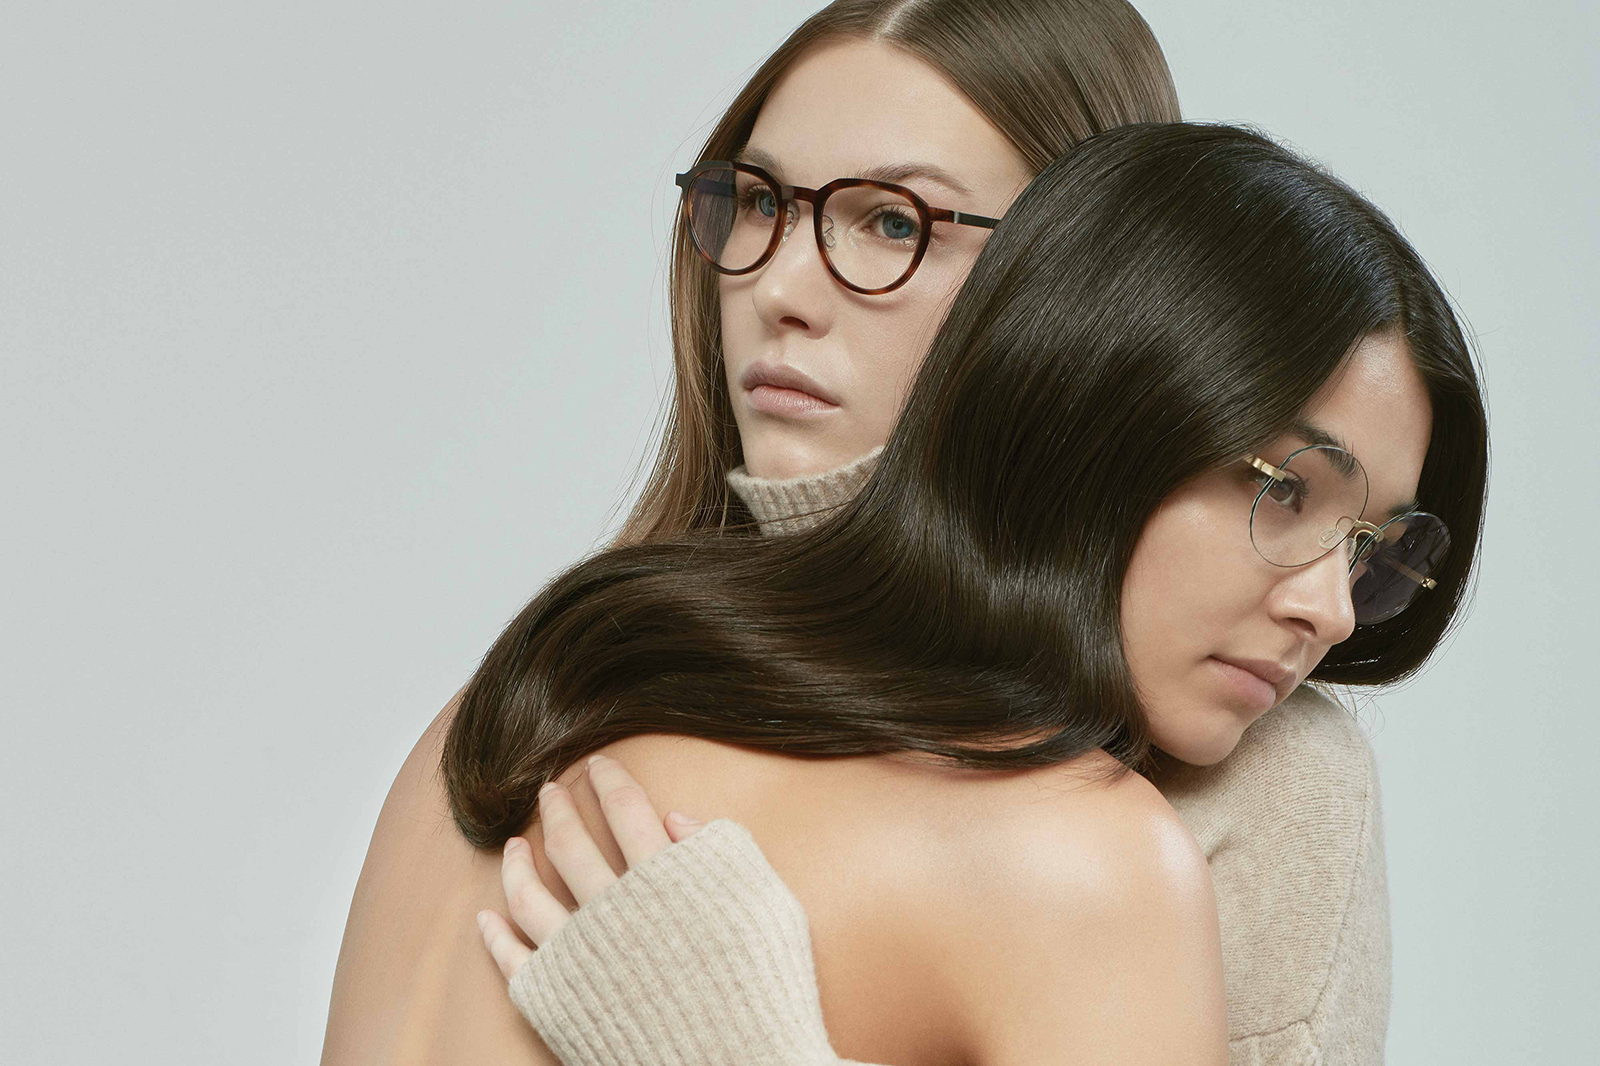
[[1244, 455, 1288, 481], [1353, 516, 1440, 590], [677, 173, 734, 195], [928, 207, 1000, 230], [1388, 559, 1438, 590]]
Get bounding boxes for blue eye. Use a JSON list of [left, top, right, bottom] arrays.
[[871, 207, 920, 243], [732, 183, 778, 220], [883, 211, 921, 236]]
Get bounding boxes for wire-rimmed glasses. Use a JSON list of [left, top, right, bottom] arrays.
[[674, 160, 1002, 295], [1242, 444, 1451, 624]]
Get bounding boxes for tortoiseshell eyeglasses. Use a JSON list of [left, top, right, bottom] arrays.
[[674, 161, 1002, 295]]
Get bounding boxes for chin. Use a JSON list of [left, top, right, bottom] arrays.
[[741, 430, 846, 480], [1151, 720, 1245, 768], [1171, 745, 1234, 768]]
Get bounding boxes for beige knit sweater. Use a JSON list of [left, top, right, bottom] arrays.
[[508, 449, 1392, 1065]]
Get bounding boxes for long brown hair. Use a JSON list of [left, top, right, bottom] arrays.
[[616, 0, 1181, 545], [445, 124, 1490, 849]]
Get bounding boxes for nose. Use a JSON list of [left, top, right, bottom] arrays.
[[745, 198, 838, 337], [1270, 544, 1359, 646]]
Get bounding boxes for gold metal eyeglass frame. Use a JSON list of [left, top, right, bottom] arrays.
[[1241, 453, 1439, 591]]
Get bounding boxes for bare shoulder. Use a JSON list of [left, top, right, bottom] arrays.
[[324, 683, 548, 1066], [918, 756, 1229, 1065], [359, 683, 465, 847], [406, 681, 466, 786], [924, 751, 1206, 907]]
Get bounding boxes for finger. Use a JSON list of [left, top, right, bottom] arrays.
[[665, 810, 710, 844], [587, 754, 674, 869], [500, 835, 574, 947], [539, 780, 620, 905], [477, 908, 534, 981]]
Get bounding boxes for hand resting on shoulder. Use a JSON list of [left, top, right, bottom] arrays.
[[479, 754, 1229, 1066]]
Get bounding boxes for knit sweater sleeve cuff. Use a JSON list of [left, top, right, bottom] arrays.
[[506, 817, 888, 1066]]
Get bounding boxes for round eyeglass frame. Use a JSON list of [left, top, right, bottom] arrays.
[[673, 160, 1002, 295], [1245, 444, 1373, 570], [1241, 444, 1448, 624]]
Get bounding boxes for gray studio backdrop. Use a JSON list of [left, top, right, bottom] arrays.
[[3, 1, 1595, 1062]]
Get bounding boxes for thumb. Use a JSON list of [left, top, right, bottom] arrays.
[[664, 810, 708, 843]]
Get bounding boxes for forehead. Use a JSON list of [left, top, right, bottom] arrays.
[[1295, 329, 1433, 512], [745, 37, 1031, 204]]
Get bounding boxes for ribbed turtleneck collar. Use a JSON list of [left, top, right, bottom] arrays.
[[725, 446, 884, 536]]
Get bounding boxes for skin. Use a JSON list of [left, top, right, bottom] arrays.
[[722, 38, 1034, 479]]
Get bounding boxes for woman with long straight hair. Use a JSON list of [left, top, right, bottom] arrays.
[[459, 121, 1487, 1064], [319, 4, 1481, 1064]]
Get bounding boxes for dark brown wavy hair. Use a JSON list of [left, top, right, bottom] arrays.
[[445, 123, 1489, 849], [619, 0, 1181, 545]]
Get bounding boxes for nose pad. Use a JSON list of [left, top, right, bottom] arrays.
[[748, 196, 836, 335], [764, 198, 827, 277]]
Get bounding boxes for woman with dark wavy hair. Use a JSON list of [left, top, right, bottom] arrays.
[[454, 122, 1487, 1065], [321, 5, 1485, 1064]]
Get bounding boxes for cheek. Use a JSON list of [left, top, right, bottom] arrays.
[[851, 345, 921, 432], [718, 281, 754, 366], [1121, 522, 1192, 686], [840, 288, 954, 405], [1119, 496, 1242, 677]]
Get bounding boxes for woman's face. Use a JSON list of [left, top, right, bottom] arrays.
[[721, 39, 1033, 479], [1120, 330, 1435, 766]]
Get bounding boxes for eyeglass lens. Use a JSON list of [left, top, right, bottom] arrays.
[[1349, 512, 1451, 623], [1248, 444, 1449, 623], [682, 168, 925, 291]]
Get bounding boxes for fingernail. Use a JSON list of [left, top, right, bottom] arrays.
[[476, 911, 487, 929], [504, 837, 523, 854], [668, 811, 701, 826], [587, 754, 609, 768], [539, 782, 558, 797]]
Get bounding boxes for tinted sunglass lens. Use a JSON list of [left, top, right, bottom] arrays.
[[1350, 513, 1451, 623]]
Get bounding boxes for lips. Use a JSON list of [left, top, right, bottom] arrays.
[[1211, 656, 1297, 702], [740, 361, 840, 406]]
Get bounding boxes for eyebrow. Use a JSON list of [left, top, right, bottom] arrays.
[[733, 146, 975, 198], [1287, 419, 1420, 520]]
